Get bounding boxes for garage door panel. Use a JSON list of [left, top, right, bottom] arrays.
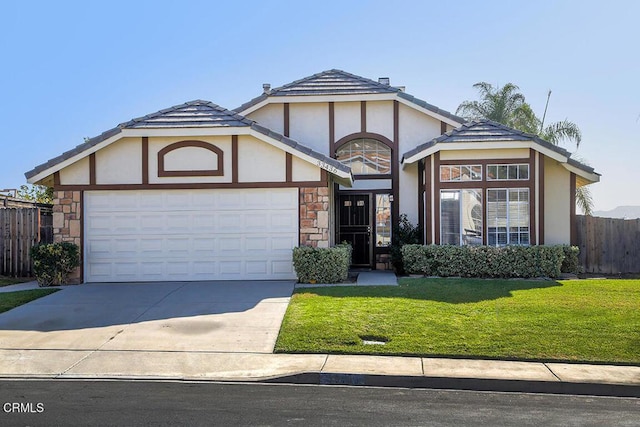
[[85, 189, 299, 282]]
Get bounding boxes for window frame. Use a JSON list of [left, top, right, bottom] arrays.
[[335, 138, 392, 176], [486, 187, 530, 246], [486, 163, 530, 181], [439, 189, 483, 246], [439, 164, 483, 182]]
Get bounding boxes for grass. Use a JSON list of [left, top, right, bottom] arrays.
[[0, 276, 33, 287], [275, 278, 640, 364], [0, 289, 59, 314]]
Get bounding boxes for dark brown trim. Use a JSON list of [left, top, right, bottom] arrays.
[[433, 151, 441, 244], [438, 158, 532, 166], [286, 153, 293, 183], [284, 103, 290, 137], [353, 174, 392, 181], [141, 137, 149, 185], [417, 160, 425, 240], [79, 190, 84, 283], [334, 132, 394, 150], [539, 153, 545, 245], [89, 153, 96, 185], [231, 135, 238, 184], [440, 121, 447, 134], [54, 180, 328, 192], [53, 172, 60, 187], [424, 155, 432, 244], [157, 140, 223, 177], [361, 101, 367, 132], [392, 100, 400, 240], [439, 180, 531, 189], [320, 169, 328, 183], [329, 102, 335, 151], [529, 149, 536, 246], [570, 172, 576, 245]]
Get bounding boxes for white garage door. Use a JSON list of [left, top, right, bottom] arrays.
[[84, 189, 298, 282]]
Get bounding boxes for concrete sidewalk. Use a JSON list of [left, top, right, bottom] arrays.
[[1, 349, 638, 397]]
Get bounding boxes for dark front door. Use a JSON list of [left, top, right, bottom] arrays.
[[338, 194, 372, 267]]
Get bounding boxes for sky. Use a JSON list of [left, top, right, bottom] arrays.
[[1, 0, 638, 212]]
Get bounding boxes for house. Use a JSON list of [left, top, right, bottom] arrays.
[[25, 69, 599, 283]]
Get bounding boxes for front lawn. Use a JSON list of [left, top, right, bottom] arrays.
[[275, 278, 640, 364], [0, 289, 59, 314]]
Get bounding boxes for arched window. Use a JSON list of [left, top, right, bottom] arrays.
[[335, 138, 391, 175]]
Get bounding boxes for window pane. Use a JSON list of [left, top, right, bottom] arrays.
[[375, 194, 391, 247], [440, 166, 451, 181], [508, 165, 519, 180], [472, 166, 482, 180], [487, 188, 529, 246], [460, 166, 470, 181], [487, 165, 497, 180], [461, 189, 482, 245], [441, 190, 460, 245], [336, 138, 391, 174], [519, 164, 529, 180], [497, 165, 508, 180]]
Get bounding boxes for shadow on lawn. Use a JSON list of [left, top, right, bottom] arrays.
[[295, 278, 563, 304]]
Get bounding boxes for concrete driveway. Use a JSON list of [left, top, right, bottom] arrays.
[[0, 281, 294, 353]]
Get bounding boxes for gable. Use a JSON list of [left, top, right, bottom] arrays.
[[402, 120, 600, 185], [235, 69, 464, 128], [26, 100, 352, 186]]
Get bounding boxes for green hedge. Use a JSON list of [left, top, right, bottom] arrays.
[[30, 242, 80, 286], [560, 245, 581, 274], [401, 244, 578, 279], [292, 243, 352, 284]]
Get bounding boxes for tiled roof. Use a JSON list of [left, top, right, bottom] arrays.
[[402, 119, 596, 175], [234, 69, 466, 124], [124, 100, 252, 128], [25, 100, 350, 180]]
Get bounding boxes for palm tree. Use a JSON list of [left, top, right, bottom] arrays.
[[456, 82, 539, 134], [457, 82, 593, 215]]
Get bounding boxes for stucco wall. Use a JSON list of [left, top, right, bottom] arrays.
[[400, 162, 419, 226], [59, 157, 90, 185], [365, 101, 394, 141], [439, 148, 530, 161], [334, 102, 360, 143], [292, 155, 321, 182], [237, 135, 286, 182], [544, 156, 571, 244], [289, 103, 329, 155], [96, 137, 142, 184], [246, 103, 284, 134], [397, 103, 442, 154]]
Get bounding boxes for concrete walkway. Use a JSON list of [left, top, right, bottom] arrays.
[[0, 349, 638, 396], [0, 280, 42, 293]]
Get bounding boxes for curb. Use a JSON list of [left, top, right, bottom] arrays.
[[264, 372, 640, 398]]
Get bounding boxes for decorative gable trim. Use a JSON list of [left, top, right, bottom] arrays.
[[157, 140, 224, 177]]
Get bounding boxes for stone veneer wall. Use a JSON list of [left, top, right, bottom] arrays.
[[299, 187, 330, 248], [52, 190, 82, 283]]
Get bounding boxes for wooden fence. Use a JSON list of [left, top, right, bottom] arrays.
[[0, 207, 53, 277], [575, 215, 640, 274]]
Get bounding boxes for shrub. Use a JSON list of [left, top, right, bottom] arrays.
[[292, 243, 352, 284], [390, 214, 422, 275], [30, 242, 80, 286], [402, 244, 566, 278], [560, 245, 581, 274]]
